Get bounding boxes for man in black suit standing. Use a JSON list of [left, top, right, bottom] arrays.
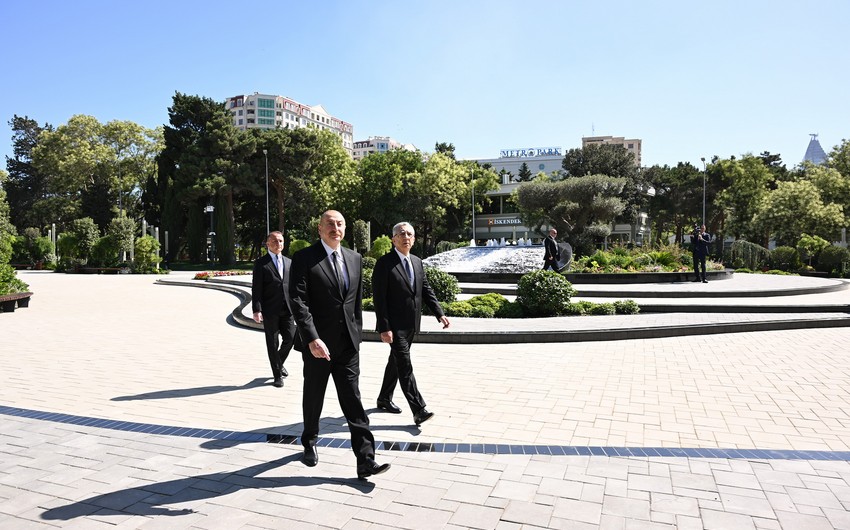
[[288, 210, 390, 480], [372, 222, 449, 426], [692, 223, 710, 283], [543, 228, 560, 271], [251, 231, 295, 388]]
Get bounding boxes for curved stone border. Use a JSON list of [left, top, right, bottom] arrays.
[[3, 405, 847, 461], [452, 270, 733, 284], [155, 278, 850, 344]]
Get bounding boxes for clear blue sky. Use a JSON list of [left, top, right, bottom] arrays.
[[2, 0, 848, 170]]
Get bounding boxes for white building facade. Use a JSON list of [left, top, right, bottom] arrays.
[[352, 136, 417, 161], [226, 92, 354, 155]]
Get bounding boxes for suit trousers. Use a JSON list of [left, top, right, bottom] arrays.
[[263, 312, 295, 379], [378, 330, 426, 414], [693, 254, 707, 281], [301, 330, 375, 463]]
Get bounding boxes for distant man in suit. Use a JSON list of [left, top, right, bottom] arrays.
[[372, 222, 450, 426], [251, 231, 295, 388], [288, 210, 390, 480], [543, 228, 560, 271], [692, 223, 710, 283]]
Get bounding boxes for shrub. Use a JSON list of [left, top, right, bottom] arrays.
[[797, 234, 829, 266], [469, 305, 495, 318], [288, 239, 311, 257], [589, 302, 616, 315], [566, 300, 594, 315], [494, 301, 525, 318], [770, 246, 802, 272], [436, 240, 460, 253], [361, 256, 376, 269], [516, 270, 576, 317], [424, 266, 460, 304], [362, 297, 374, 311], [587, 250, 610, 267], [467, 292, 508, 313], [70, 217, 101, 262], [362, 267, 373, 299], [613, 299, 640, 314], [0, 263, 29, 295], [730, 240, 770, 271], [367, 235, 393, 259], [816, 245, 850, 273], [444, 300, 473, 317], [89, 235, 121, 267], [132, 235, 162, 273]]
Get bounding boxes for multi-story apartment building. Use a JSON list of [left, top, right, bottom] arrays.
[[581, 135, 642, 166], [352, 136, 417, 161], [225, 92, 354, 155]]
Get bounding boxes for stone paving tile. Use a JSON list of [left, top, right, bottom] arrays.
[[3, 272, 850, 528]]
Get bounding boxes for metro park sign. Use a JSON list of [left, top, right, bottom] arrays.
[[499, 146, 562, 158]]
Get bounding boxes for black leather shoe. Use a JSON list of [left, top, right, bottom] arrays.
[[303, 446, 318, 467], [357, 459, 390, 479], [413, 409, 434, 425], [280, 366, 289, 378], [273, 377, 283, 388], [377, 399, 402, 414], [702, 279, 708, 283]]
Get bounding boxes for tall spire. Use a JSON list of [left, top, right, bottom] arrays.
[[803, 133, 827, 165]]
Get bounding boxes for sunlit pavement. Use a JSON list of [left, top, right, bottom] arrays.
[[1, 270, 849, 529]]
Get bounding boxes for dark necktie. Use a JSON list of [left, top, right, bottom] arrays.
[[403, 257, 414, 287], [332, 251, 345, 293]]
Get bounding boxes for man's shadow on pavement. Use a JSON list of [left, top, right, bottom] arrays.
[[41, 453, 373, 521], [111, 377, 271, 401]]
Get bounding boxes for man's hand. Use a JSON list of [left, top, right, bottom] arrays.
[[439, 316, 450, 329], [253, 311, 263, 324], [309, 339, 331, 360], [380, 331, 393, 344]]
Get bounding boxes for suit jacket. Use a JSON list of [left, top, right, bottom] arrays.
[[544, 235, 560, 261], [251, 252, 293, 317], [372, 250, 444, 334], [289, 241, 362, 352]]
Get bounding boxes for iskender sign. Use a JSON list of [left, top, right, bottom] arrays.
[[499, 147, 562, 158]]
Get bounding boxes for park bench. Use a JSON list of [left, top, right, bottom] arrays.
[[0, 292, 33, 313]]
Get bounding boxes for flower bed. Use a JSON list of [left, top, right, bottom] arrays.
[[193, 270, 251, 280]]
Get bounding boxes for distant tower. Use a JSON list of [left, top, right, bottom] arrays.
[[803, 133, 828, 165]]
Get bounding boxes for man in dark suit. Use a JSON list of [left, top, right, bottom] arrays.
[[692, 223, 710, 283], [372, 222, 450, 426], [543, 227, 560, 271], [288, 210, 390, 480], [251, 231, 295, 388]]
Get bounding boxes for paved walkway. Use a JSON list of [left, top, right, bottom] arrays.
[[2, 270, 850, 529]]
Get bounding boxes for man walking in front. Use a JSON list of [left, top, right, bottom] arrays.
[[692, 223, 710, 283], [288, 210, 390, 480], [372, 222, 450, 426], [543, 227, 560, 271], [251, 231, 295, 388]]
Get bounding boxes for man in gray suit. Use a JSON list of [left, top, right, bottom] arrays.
[[251, 231, 295, 388], [289, 210, 390, 480], [372, 222, 449, 425]]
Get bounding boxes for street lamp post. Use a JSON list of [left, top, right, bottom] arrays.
[[470, 169, 476, 245], [263, 149, 269, 235], [700, 157, 707, 226]]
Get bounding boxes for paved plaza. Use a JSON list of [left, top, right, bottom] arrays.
[[2, 270, 850, 529]]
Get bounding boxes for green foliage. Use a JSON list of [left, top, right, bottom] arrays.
[[436, 240, 461, 253], [566, 300, 595, 315], [367, 235, 392, 259], [443, 300, 473, 317], [361, 256, 376, 269], [613, 299, 640, 314], [816, 245, 850, 273], [424, 266, 460, 304], [70, 217, 101, 263], [589, 302, 616, 315], [516, 270, 576, 317], [132, 235, 161, 273], [90, 235, 120, 267], [0, 264, 29, 295], [10, 228, 52, 265], [729, 240, 770, 270], [362, 297, 374, 311], [494, 301, 525, 318], [796, 234, 830, 265], [769, 246, 802, 272], [288, 238, 311, 256], [362, 266, 373, 299], [572, 244, 694, 273], [467, 292, 509, 313], [352, 219, 369, 253]]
